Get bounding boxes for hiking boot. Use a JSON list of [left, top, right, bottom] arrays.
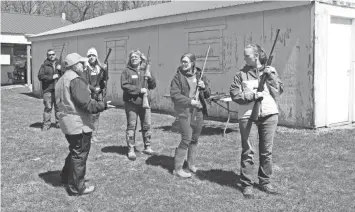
[[127, 148, 136, 161], [242, 186, 254, 198], [142, 146, 155, 155], [259, 184, 278, 194], [80, 185, 95, 195]]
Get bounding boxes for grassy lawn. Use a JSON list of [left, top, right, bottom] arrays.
[[1, 87, 355, 212]]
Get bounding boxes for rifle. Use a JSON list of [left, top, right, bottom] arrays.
[[55, 43, 65, 83], [250, 29, 280, 122], [96, 48, 112, 98], [191, 45, 210, 127], [142, 46, 151, 109]]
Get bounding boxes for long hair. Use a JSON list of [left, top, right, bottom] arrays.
[[180, 52, 196, 70], [127, 49, 146, 68], [245, 44, 268, 65]]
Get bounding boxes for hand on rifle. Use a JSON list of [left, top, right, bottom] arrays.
[[140, 88, 148, 94], [255, 92, 264, 100], [191, 99, 202, 109], [53, 74, 59, 79], [197, 80, 205, 89], [94, 86, 101, 94], [56, 64, 61, 70], [264, 66, 276, 76]]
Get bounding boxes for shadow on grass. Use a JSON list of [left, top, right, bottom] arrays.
[[196, 169, 243, 192], [20, 92, 42, 99], [146, 154, 174, 173], [155, 125, 238, 136], [101, 145, 127, 156], [29, 122, 59, 129], [38, 170, 64, 187]]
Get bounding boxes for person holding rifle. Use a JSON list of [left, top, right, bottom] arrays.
[[85, 47, 108, 143], [230, 43, 284, 198], [38, 49, 62, 131], [170, 52, 211, 178], [121, 49, 157, 161]]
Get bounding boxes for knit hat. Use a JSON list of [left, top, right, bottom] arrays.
[[65, 53, 87, 67], [87, 47, 98, 57]]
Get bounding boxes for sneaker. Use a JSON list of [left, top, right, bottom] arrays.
[[80, 185, 95, 195], [127, 149, 136, 161], [142, 146, 155, 155], [259, 184, 278, 194], [242, 186, 254, 198]]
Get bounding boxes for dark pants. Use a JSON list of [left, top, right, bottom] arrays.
[[238, 114, 278, 187], [61, 132, 92, 195], [177, 109, 204, 150], [124, 101, 151, 148], [42, 91, 59, 127]]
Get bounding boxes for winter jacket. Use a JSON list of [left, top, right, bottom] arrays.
[[38, 59, 61, 93], [230, 65, 283, 119], [84, 63, 108, 99], [170, 67, 211, 118], [120, 65, 156, 105]]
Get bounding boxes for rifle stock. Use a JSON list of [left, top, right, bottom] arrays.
[[142, 46, 151, 109], [250, 29, 280, 121]]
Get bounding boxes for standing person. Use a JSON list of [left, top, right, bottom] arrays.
[[170, 53, 211, 178], [85, 47, 108, 143], [121, 50, 157, 161], [55, 53, 107, 196], [230, 44, 284, 198], [38, 49, 61, 131]]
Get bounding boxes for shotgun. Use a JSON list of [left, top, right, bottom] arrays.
[[190, 45, 210, 127], [250, 29, 280, 122], [142, 46, 151, 109]]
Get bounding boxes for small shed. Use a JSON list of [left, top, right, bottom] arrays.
[[27, 1, 355, 128], [1, 12, 71, 86]]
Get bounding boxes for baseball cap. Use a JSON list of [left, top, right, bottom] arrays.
[[65, 53, 88, 67]]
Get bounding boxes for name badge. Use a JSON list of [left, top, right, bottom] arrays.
[[132, 75, 138, 79]]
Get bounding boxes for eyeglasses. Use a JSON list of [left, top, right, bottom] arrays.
[[88, 54, 96, 58], [47, 53, 55, 56]]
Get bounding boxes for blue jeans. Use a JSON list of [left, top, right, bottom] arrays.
[[43, 91, 58, 127], [178, 109, 204, 150], [124, 101, 152, 148], [238, 114, 278, 187]]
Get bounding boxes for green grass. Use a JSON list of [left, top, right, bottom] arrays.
[[1, 87, 355, 212]]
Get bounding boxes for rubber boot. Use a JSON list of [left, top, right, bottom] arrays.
[[173, 148, 191, 178], [187, 144, 198, 173], [126, 134, 136, 161], [142, 136, 155, 155]]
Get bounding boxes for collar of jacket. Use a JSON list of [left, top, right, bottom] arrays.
[[177, 66, 201, 78], [126, 64, 140, 73], [43, 58, 59, 66], [241, 65, 259, 79]]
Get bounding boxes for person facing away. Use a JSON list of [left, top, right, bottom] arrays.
[[55, 53, 107, 196], [120, 49, 157, 161], [170, 53, 211, 178], [230, 44, 284, 198], [85, 47, 108, 143], [38, 49, 62, 131]]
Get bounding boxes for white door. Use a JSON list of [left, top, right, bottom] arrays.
[[327, 17, 353, 125]]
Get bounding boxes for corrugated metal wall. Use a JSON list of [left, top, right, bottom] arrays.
[[31, 4, 314, 128]]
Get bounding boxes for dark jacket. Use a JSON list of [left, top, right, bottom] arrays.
[[84, 64, 108, 100], [170, 67, 211, 118], [38, 58, 61, 93], [121, 65, 156, 104]]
